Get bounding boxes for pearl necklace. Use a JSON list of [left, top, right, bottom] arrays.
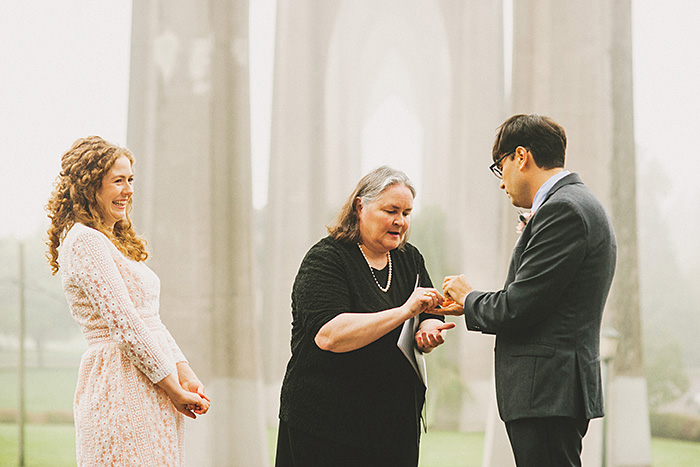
[[357, 243, 392, 292]]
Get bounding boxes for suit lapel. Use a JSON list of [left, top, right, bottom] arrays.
[[505, 173, 582, 286]]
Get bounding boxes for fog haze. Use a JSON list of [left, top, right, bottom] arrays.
[[0, 0, 698, 272]]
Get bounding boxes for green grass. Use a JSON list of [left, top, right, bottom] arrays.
[[419, 430, 484, 467], [2, 423, 700, 466], [649, 437, 700, 466], [0, 423, 76, 467], [265, 428, 483, 466], [2, 367, 700, 466], [0, 368, 76, 414]]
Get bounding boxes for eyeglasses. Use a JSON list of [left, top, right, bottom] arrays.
[[489, 150, 515, 179]]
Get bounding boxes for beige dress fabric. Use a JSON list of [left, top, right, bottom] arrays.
[[61, 223, 187, 466]]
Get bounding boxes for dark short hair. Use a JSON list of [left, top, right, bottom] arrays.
[[492, 114, 567, 169]]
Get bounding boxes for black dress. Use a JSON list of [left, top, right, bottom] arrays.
[[276, 236, 442, 466]]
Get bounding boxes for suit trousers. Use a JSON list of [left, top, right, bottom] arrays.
[[505, 416, 590, 467]]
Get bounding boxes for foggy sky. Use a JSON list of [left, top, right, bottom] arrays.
[[0, 0, 698, 268]]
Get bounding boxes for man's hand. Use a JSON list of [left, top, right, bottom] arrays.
[[429, 274, 473, 316]]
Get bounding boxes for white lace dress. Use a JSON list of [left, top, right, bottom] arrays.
[[60, 223, 187, 466]]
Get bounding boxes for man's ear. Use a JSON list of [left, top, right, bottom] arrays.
[[516, 146, 531, 171]]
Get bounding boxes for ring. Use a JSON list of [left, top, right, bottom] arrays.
[[424, 292, 431, 297]]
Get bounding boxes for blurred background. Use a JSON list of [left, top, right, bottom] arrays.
[[1, 0, 699, 466]]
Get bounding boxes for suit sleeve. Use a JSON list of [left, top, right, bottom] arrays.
[[465, 199, 587, 334]]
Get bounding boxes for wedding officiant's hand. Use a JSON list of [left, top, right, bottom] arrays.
[[403, 287, 444, 318], [414, 318, 456, 353]]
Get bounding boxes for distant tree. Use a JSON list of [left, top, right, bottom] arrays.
[[409, 205, 450, 284], [410, 206, 469, 429], [0, 234, 76, 366], [636, 155, 700, 367], [0, 239, 21, 339], [644, 327, 690, 410]]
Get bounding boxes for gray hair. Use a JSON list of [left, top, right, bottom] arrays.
[[327, 165, 416, 246], [356, 166, 416, 204]]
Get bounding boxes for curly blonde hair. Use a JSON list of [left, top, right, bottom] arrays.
[[46, 136, 148, 274]]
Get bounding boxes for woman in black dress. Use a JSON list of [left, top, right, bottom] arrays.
[[276, 166, 455, 466]]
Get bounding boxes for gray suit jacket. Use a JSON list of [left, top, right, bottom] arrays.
[[465, 173, 616, 422]]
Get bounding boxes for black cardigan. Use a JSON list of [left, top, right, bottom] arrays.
[[279, 236, 443, 454]]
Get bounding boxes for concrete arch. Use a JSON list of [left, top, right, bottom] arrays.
[[323, 0, 453, 209]]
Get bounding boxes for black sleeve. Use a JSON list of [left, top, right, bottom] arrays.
[[292, 241, 354, 339]]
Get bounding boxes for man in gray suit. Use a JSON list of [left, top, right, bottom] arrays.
[[437, 114, 617, 466]]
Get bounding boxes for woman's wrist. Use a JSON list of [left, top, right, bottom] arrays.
[[158, 373, 186, 398], [399, 303, 417, 322], [176, 361, 197, 385]]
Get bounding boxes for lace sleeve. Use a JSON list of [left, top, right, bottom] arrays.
[[163, 329, 187, 363], [69, 230, 177, 384]]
